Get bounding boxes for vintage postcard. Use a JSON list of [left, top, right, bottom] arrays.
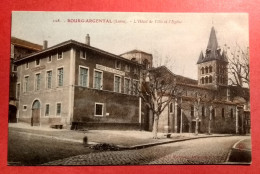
[[8, 12, 250, 165]]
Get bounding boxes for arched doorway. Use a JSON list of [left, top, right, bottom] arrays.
[[32, 100, 41, 126]]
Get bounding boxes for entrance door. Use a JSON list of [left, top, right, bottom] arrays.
[[32, 100, 40, 126]]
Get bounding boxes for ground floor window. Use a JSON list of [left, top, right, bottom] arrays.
[[45, 104, 50, 116], [95, 103, 104, 116], [56, 103, 61, 116]]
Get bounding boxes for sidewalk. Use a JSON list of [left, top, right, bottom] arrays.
[[9, 123, 233, 149]]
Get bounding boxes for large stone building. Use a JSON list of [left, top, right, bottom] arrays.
[[14, 36, 146, 129], [12, 27, 250, 134]]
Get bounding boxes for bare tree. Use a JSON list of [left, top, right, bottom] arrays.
[[226, 44, 249, 88], [139, 66, 178, 139]]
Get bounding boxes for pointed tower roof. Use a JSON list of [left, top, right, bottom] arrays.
[[196, 51, 204, 64], [197, 27, 228, 64], [207, 26, 218, 51]]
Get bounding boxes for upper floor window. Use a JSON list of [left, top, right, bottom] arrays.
[[79, 66, 89, 87], [125, 64, 130, 72], [114, 75, 121, 93], [191, 105, 194, 118], [48, 55, 52, 62], [25, 62, 29, 69], [205, 76, 208, 83], [201, 67, 204, 74], [16, 83, 20, 99], [209, 76, 212, 83], [57, 68, 64, 87], [124, 78, 131, 94], [23, 76, 29, 92], [209, 66, 213, 73], [46, 70, 52, 89], [205, 66, 208, 73], [132, 80, 139, 95], [94, 70, 103, 90], [201, 77, 204, 84], [222, 108, 225, 119], [80, 50, 86, 59], [115, 60, 121, 70], [35, 58, 40, 66], [35, 73, 41, 91], [13, 65, 17, 72], [57, 51, 63, 60]]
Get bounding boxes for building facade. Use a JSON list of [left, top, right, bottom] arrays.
[[9, 37, 42, 123], [15, 37, 146, 129]]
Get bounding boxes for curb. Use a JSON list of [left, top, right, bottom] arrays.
[[117, 134, 234, 150], [225, 138, 252, 164]]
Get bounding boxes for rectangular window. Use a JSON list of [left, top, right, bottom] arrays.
[[57, 68, 63, 87], [124, 78, 131, 94], [56, 103, 61, 116], [46, 70, 52, 89], [230, 108, 234, 119], [125, 64, 130, 72], [202, 106, 205, 117], [79, 67, 88, 87], [191, 106, 194, 118], [57, 52, 63, 59], [115, 60, 121, 69], [114, 75, 121, 93], [45, 104, 50, 116], [25, 62, 29, 69], [132, 80, 139, 95], [80, 50, 86, 59], [48, 55, 52, 62], [169, 103, 173, 113], [13, 65, 17, 72], [24, 76, 29, 92], [16, 83, 20, 99], [222, 108, 225, 119], [35, 58, 40, 66], [35, 73, 41, 91], [95, 103, 104, 116], [94, 70, 103, 90]]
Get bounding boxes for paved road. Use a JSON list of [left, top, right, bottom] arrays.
[[45, 136, 251, 165]]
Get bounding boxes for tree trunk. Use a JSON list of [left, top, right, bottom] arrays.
[[195, 118, 199, 135], [152, 114, 159, 139]]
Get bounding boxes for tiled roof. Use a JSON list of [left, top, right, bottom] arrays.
[[120, 49, 152, 56], [197, 27, 228, 64], [14, 39, 143, 66], [11, 37, 42, 51]]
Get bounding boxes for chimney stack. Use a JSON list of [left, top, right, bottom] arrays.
[[43, 40, 48, 49], [85, 34, 90, 46]]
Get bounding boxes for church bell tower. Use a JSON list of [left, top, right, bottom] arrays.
[[197, 27, 229, 89]]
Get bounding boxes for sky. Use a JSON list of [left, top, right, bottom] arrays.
[[11, 12, 249, 80]]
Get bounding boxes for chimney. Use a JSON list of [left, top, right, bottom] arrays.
[[43, 40, 48, 49], [85, 34, 90, 46]]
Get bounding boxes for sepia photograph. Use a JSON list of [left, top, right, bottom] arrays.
[[8, 12, 250, 166]]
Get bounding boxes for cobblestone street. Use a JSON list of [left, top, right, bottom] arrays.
[[44, 136, 250, 165]]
